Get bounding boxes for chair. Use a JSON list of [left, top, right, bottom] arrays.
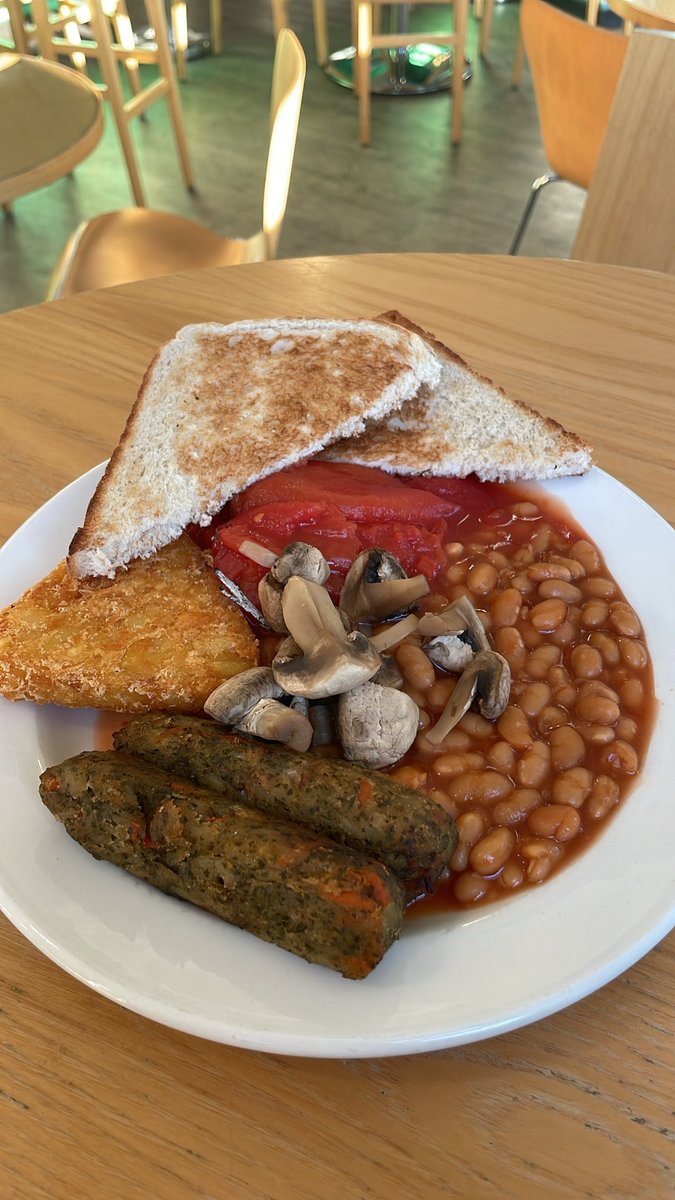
[[26, 0, 194, 207], [508, 0, 627, 254], [46, 29, 306, 298], [356, 0, 469, 146], [271, 0, 329, 64], [572, 30, 675, 273]]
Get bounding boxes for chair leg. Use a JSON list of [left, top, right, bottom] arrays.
[[146, 0, 195, 189], [453, 0, 468, 145], [88, 0, 147, 206], [6, 0, 29, 53], [356, 3, 372, 145], [210, 0, 224, 54], [479, 0, 494, 59], [271, 0, 288, 39], [508, 174, 559, 255], [312, 0, 329, 64], [511, 30, 525, 88], [170, 0, 188, 81]]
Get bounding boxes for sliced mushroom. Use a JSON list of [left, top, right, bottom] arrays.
[[417, 595, 491, 653], [234, 697, 313, 752], [204, 667, 284, 724], [272, 576, 381, 699], [425, 633, 474, 673], [369, 613, 419, 653], [371, 655, 404, 690], [308, 702, 336, 746], [258, 574, 287, 632], [425, 650, 511, 745], [337, 681, 419, 769], [339, 548, 430, 625], [271, 542, 330, 587], [258, 542, 332, 633]]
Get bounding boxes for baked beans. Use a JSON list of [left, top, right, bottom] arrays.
[[390, 481, 655, 910]]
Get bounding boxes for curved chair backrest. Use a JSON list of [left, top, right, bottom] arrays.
[[262, 27, 306, 259], [521, 0, 628, 189]]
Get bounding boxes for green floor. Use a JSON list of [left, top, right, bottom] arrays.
[[0, 0, 608, 312]]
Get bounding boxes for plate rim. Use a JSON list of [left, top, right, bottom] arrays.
[[1, 463, 674, 1058]]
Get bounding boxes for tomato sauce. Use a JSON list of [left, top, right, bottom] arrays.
[[195, 461, 656, 909]]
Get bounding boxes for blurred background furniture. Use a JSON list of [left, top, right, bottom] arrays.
[[170, 0, 224, 79], [47, 27, 305, 297], [605, 0, 675, 33], [0, 51, 103, 204], [20, 0, 193, 206], [572, 29, 675, 273], [271, 0, 328, 62], [509, 0, 627, 254], [356, 0, 468, 144]]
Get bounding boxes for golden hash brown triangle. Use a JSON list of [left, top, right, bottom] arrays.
[[0, 536, 258, 712]]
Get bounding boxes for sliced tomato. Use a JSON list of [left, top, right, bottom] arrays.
[[227, 461, 460, 523]]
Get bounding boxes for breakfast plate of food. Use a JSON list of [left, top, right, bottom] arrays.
[[0, 312, 673, 1057]]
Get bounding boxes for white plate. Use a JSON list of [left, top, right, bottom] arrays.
[[1, 465, 674, 1058]]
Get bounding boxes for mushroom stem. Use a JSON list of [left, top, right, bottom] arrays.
[[425, 649, 511, 745], [237, 540, 277, 567], [369, 613, 419, 653], [235, 698, 313, 752]]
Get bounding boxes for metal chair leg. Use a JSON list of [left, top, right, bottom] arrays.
[[508, 173, 560, 255]]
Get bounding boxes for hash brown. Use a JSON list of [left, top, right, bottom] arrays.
[[0, 536, 258, 712]]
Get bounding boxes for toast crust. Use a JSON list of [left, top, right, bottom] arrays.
[[322, 311, 593, 482], [68, 318, 441, 579]]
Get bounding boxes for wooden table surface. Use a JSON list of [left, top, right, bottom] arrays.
[[0, 254, 673, 1200], [606, 0, 675, 29]]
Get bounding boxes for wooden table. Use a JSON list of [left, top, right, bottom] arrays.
[[0, 52, 103, 205], [0, 254, 673, 1200], [605, 0, 675, 30]]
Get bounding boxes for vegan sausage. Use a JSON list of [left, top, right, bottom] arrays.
[[39, 751, 405, 979], [114, 714, 457, 895]]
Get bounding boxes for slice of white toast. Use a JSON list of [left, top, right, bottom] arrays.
[[322, 312, 593, 481], [68, 318, 441, 580]]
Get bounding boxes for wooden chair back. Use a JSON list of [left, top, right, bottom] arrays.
[[521, 0, 627, 188], [573, 30, 675, 274], [262, 27, 307, 258], [27, 0, 194, 207]]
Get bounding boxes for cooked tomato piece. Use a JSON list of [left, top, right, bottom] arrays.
[[227, 461, 461, 523]]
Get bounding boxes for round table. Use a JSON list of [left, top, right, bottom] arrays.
[[0, 254, 673, 1200], [0, 52, 103, 205], [605, 0, 675, 27]]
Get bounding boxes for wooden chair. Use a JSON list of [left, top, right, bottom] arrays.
[[271, 0, 329, 64], [169, 0, 224, 81], [509, 0, 627, 254], [572, 31, 675, 273], [356, 0, 469, 146], [512, 0, 609, 91], [27, 0, 194, 207], [473, 0, 496, 59], [46, 29, 306, 298]]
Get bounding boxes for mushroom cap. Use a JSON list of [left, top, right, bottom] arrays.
[[204, 667, 284, 724], [271, 541, 330, 587], [337, 682, 419, 769], [340, 548, 430, 625]]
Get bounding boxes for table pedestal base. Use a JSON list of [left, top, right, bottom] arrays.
[[324, 45, 472, 95]]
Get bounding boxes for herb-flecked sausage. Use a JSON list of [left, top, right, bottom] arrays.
[[114, 714, 457, 895], [39, 751, 404, 979]]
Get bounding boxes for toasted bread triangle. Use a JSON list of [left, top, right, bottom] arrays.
[[68, 318, 441, 580], [322, 312, 593, 481]]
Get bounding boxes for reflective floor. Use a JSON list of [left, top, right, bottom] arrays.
[[0, 0, 603, 312]]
